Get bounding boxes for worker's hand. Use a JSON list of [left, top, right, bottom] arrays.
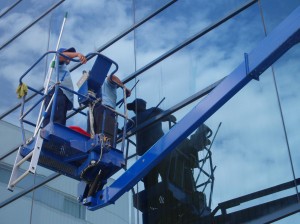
[[170, 115, 177, 123], [77, 53, 87, 64], [125, 87, 131, 97]]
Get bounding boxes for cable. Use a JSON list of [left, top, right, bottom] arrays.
[[257, 0, 299, 202], [131, 0, 140, 223]]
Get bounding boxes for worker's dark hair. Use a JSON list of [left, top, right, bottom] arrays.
[[127, 98, 146, 111]]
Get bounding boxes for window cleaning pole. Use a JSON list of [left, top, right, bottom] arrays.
[[33, 12, 68, 136]]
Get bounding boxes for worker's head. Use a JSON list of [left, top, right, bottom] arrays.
[[58, 47, 76, 65], [127, 98, 146, 113]]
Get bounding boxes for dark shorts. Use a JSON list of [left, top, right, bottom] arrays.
[[43, 88, 71, 127], [90, 104, 116, 140]]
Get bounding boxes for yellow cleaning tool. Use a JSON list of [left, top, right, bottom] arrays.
[[16, 83, 28, 98]]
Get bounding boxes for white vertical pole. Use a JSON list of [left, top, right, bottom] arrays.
[[34, 12, 68, 136]]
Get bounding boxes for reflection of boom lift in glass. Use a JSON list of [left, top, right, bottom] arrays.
[[132, 122, 218, 223], [6, 5, 300, 224], [89, 3, 300, 209]]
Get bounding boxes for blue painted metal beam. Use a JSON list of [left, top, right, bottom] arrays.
[[247, 201, 300, 224], [87, 6, 300, 210]]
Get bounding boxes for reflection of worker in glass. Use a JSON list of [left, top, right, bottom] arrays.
[[127, 99, 176, 205]]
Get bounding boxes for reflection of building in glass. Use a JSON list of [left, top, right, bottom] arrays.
[[1, 1, 300, 223]]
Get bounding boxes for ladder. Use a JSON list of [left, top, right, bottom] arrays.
[[7, 13, 68, 191], [7, 131, 43, 191]]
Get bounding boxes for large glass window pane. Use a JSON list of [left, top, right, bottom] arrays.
[[1, 1, 300, 223]]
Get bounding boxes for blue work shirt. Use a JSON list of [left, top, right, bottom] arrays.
[[101, 77, 117, 109]]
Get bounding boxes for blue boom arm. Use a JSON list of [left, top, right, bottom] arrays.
[[84, 6, 300, 210]]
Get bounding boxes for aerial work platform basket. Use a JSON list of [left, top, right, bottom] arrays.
[[19, 123, 125, 183], [8, 51, 130, 202]]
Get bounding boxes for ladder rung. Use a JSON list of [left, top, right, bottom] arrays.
[[10, 169, 31, 188], [8, 131, 43, 191], [16, 150, 33, 167]]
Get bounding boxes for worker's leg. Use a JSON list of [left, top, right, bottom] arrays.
[[143, 168, 159, 191], [143, 167, 160, 210], [93, 105, 116, 142], [142, 168, 159, 224], [93, 104, 104, 134], [43, 88, 68, 126], [54, 92, 69, 125]]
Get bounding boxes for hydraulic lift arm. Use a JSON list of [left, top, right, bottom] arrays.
[[85, 6, 300, 210]]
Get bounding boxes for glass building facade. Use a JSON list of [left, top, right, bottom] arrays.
[[1, 0, 300, 223]]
